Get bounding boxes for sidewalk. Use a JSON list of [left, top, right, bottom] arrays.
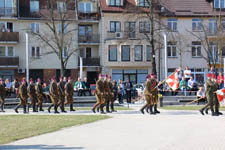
[[1, 107, 225, 150]]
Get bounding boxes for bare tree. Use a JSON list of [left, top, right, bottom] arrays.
[[30, 0, 78, 76]]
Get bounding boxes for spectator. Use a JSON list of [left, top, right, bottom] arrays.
[[188, 76, 198, 93], [217, 72, 224, 89], [5, 78, 12, 97], [208, 66, 216, 75], [112, 80, 118, 102], [184, 66, 191, 82], [118, 79, 125, 104], [43, 82, 49, 93], [12, 78, 19, 97], [83, 77, 91, 96], [197, 87, 206, 105], [124, 79, 133, 103], [179, 77, 188, 96], [74, 78, 86, 96]]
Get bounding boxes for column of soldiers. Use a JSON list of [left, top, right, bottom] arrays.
[[140, 74, 160, 115], [200, 74, 223, 116], [92, 74, 116, 114]]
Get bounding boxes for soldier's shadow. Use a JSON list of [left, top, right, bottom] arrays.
[[0, 144, 84, 150]]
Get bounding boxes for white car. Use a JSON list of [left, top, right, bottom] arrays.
[[134, 83, 144, 96]]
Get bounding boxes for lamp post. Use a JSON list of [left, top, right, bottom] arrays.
[[25, 33, 29, 83], [163, 33, 167, 79]]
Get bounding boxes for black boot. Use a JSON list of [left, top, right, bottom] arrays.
[[92, 107, 96, 113], [154, 104, 160, 114], [23, 105, 27, 114], [61, 106, 67, 113], [0, 103, 5, 112], [199, 108, 205, 115], [205, 108, 209, 114], [100, 104, 106, 114], [140, 104, 147, 114], [47, 104, 54, 113], [70, 104, 75, 111], [211, 109, 219, 116], [54, 105, 60, 114], [111, 104, 117, 112], [97, 106, 100, 112], [215, 107, 223, 115], [150, 105, 156, 115], [39, 104, 44, 111], [145, 106, 149, 113], [33, 105, 38, 112], [14, 104, 20, 113]]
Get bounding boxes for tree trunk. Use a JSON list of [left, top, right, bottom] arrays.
[[60, 54, 65, 77]]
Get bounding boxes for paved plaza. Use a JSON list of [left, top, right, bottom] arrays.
[[1, 107, 225, 150]]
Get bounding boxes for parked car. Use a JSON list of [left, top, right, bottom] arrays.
[[133, 83, 144, 96]]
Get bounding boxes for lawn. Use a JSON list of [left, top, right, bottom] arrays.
[[161, 105, 225, 111], [0, 115, 110, 145]]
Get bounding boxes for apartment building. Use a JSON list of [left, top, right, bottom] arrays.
[[100, 0, 155, 83], [160, 0, 225, 83], [78, 0, 101, 83]]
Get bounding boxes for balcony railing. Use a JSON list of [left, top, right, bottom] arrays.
[[78, 34, 99, 43], [78, 57, 100, 66], [0, 32, 19, 42], [78, 12, 100, 21], [0, 57, 19, 66], [0, 7, 16, 17]]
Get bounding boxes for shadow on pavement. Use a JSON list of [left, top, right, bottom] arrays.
[[0, 144, 83, 150]]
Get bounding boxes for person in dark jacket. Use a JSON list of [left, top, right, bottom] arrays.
[[83, 77, 91, 96], [124, 79, 133, 103]]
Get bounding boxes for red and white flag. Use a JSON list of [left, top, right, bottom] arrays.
[[166, 72, 179, 91], [216, 88, 225, 106]]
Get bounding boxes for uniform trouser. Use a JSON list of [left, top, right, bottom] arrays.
[[152, 95, 158, 105], [141, 95, 152, 111], [37, 94, 43, 108], [213, 93, 220, 112], [59, 95, 65, 111], [28, 95, 37, 111], [106, 94, 114, 111], [15, 97, 27, 112], [207, 93, 214, 112], [0, 96, 5, 111], [65, 95, 73, 105], [93, 94, 103, 110], [50, 95, 59, 106]]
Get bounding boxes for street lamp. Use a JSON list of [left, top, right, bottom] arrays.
[[25, 33, 29, 83], [163, 33, 167, 79]]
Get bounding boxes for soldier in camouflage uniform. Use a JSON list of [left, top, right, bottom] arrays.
[[140, 75, 151, 114], [14, 79, 28, 113], [36, 78, 44, 111], [103, 74, 111, 113], [92, 74, 104, 114], [0, 79, 6, 112], [28, 79, 38, 112], [108, 75, 116, 112], [212, 75, 222, 116], [58, 77, 66, 113], [65, 77, 75, 111], [151, 74, 160, 114], [48, 77, 60, 113]]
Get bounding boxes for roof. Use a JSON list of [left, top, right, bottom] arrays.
[[160, 0, 225, 17]]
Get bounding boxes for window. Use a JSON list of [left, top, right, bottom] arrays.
[[125, 22, 136, 38], [139, 22, 150, 33], [134, 45, 143, 61], [192, 41, 201, 57], [214, 0, 225, 8], [31, 47, 41, 58], [0, 46, 14, 57], [30, 23, 39, 33], [78, 25, 92, 36], [86, 47, 91, 58], [0, 22, 13, 32], [167, 42, 177, 57], [57, 1, 67, 12], [137, 0, 149, 7], [110, 21, 121, 32], [209, 44, 219, 63], [108, 45, 117, 61], [30, 0, 39, 12], [192, 19, 202, 31], [121, 45, 130, 61], [109, 0, 121, 6], [209, 19, 217, 34], [78, 2, 92, 13], [0, 0, 13, 15], [168, 18, 177, 31], [146, 45, 151, 61], [58, 23, 68, 33]]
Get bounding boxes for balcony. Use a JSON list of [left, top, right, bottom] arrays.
[[78, 12, 100, 22], [0, 32, 19, 43], [78, 57, 100, 66], [0, 7, 17, 17], [78, 34, 99, 44], [0, 57, 19, 66]]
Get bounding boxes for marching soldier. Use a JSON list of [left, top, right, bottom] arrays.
[[212, 75, 222, 116], [58, 77, 66, 113], [92, 74, 105, 114], [104, 74, 111, 113], [28, 79, 38, 112], [14, 79, 28, 113], [65, 77, 75, 111], [36, 78, 44, 111], [151, 74, 160, 114], [48, 77, 60, 113], [140, 75, 151, 114], [108, 75, 116, 112], [0, 79, 6, 112]]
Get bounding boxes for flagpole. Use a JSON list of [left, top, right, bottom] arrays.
[[183, 97, 203, 106], [80, 57, 83, 80]]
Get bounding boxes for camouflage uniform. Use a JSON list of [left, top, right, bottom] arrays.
[[92, 79, 104, 113], [0, 82, 6, 112], [104, 80, 111, 113], [58, 80, 66, 112], [28, 82, 38, 112], [14, 83, 28, 113], [65, 81, 75, 111], [36, 82, 44, 111], [48, 81, 59, 113], [108, 80, 116, 112], [140, 80, 151, 114]]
